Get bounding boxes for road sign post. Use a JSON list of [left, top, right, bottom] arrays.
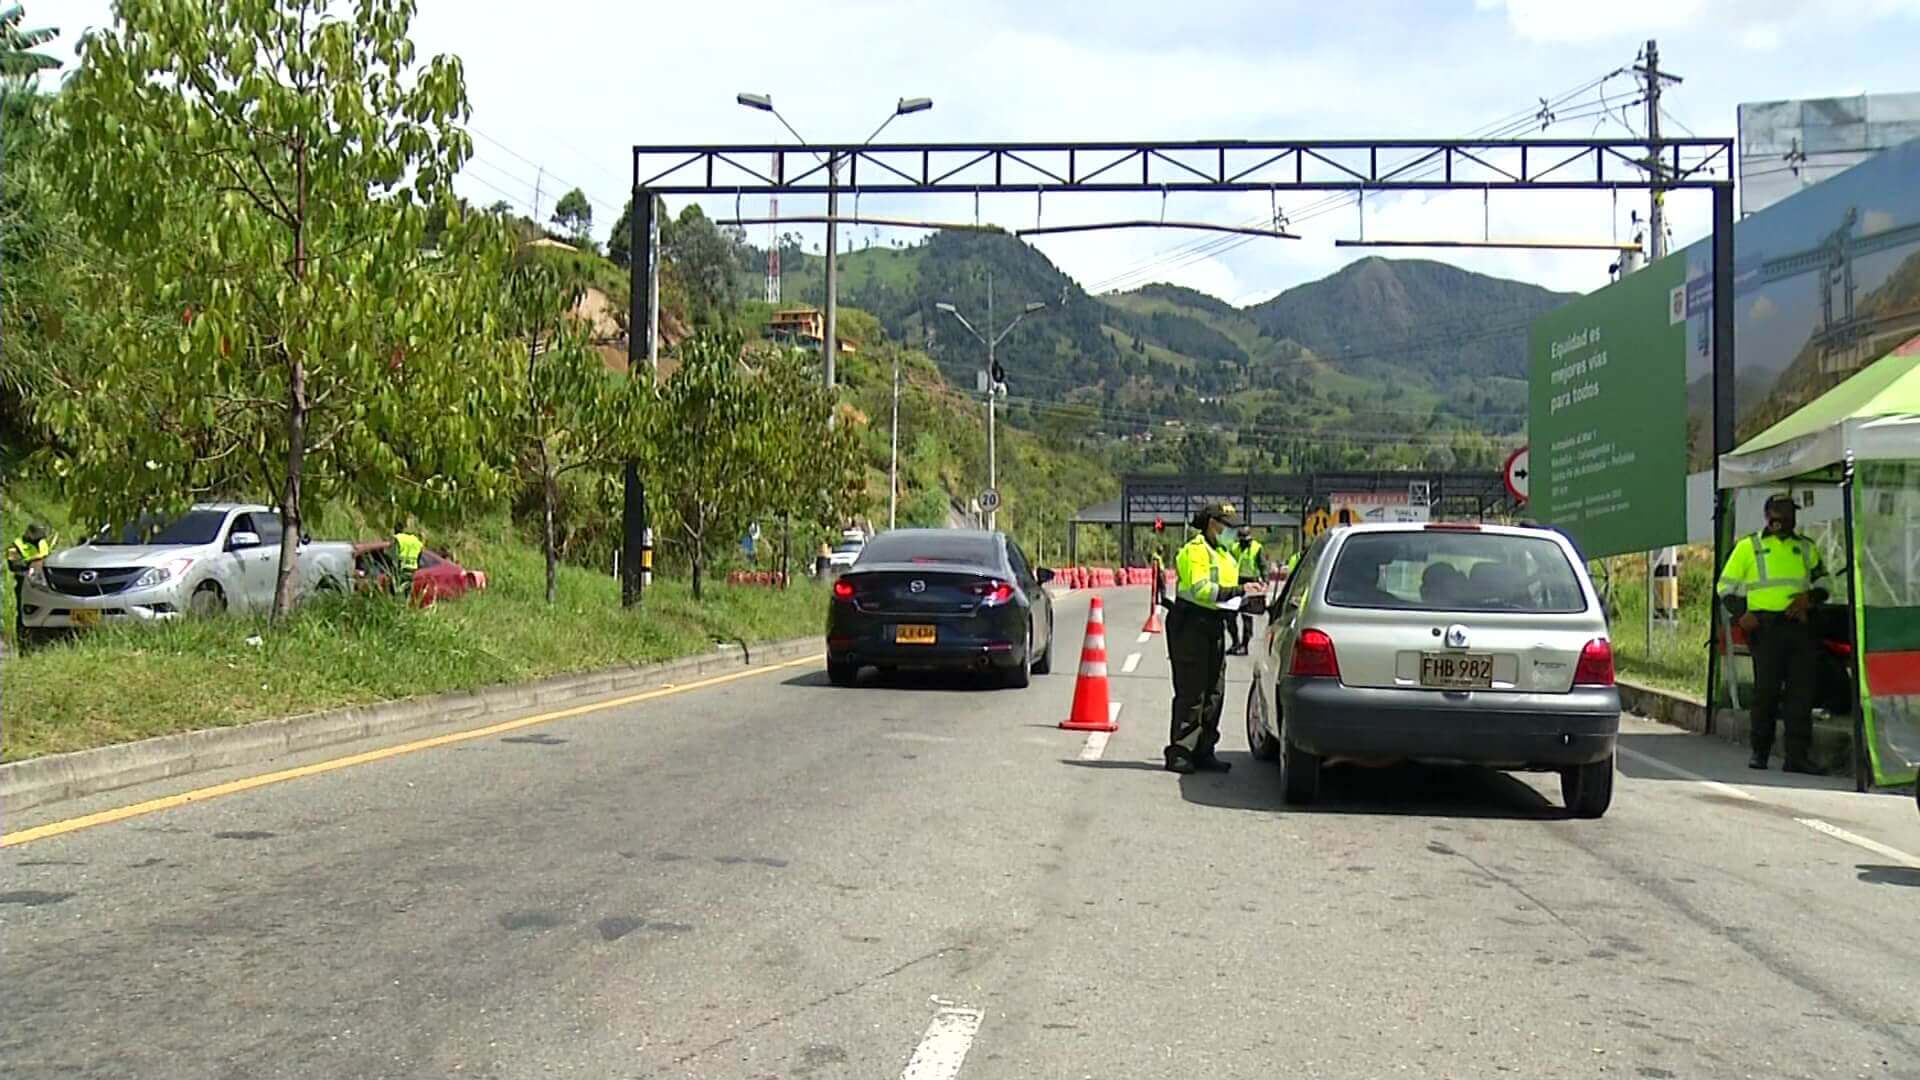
[[1504, 446, 1530, 504]]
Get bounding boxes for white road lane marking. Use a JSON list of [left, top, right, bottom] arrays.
[[1616, 745, 1760, 802], [1619, 745, 1920, 867], [1122, 651, 1142, 674], [899, 1005, 983, 1080], [1795, 817, 1920, 869], [1136, 631, 1151, 644], [1078, 730, 1111, 761]]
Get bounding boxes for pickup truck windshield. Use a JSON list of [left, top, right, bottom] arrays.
[[94, 509, 229, 546]]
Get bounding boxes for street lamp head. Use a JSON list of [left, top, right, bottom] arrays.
[[736, 92, 774, 112], [935, 302, 958, 313], [1023, 302, 1047, 313], [896, 97, 934, 116]]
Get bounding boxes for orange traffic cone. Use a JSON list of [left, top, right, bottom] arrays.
[[1140, 567, 1165, 634], [1061, 597, 1118, 732]]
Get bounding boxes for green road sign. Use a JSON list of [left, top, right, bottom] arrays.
[[1529, 256, 1690, 558]]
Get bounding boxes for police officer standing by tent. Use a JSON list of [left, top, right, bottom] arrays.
[[1718, 493, 1829, 774], [1164, 502, 1265, 774], [1224, 523, 1267, 656]]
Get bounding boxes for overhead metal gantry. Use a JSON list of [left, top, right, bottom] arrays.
[[618, 135, 1737, 606]]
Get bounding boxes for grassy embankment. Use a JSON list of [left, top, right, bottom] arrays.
[[1, 484, 826, 761], [1595, 548, 1715, 698]]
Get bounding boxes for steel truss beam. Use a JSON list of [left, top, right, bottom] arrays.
[[631, 137, 1733, 196]]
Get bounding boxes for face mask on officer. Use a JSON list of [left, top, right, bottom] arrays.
[[1765, 496, 1797, 535]]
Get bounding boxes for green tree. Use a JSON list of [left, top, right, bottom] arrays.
[[0, 4, 57, 90], [54, 0, 516, 617], [505, 250, 650, 604], [661, 204, 743, 325], [551, 186, 591, 245]]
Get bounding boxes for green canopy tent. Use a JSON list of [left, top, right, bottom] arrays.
[[1718, 332, 1920, 791]]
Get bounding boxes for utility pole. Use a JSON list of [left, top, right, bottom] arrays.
[[1638, 39, 1682, 642], [888, 346, 900, 529], [532, 166, 545, 225], [986, 272, 997, 531]]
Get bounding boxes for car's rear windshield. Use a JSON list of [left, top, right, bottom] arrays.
[[1326, 530, 1587, 613], [93, 509, 228, 547], [859, 532, 996, 567], [833, 541, 864, 554]]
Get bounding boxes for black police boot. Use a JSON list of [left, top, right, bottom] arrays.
[[1749, 751, 1770, 770], [1163, 748, 1197, 775], [1194, 753, 1232, 773]]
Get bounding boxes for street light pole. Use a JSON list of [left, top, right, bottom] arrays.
[[936, 276, 1047, 533], [736, 94, 930, 390], [888, 345, 900, 529]]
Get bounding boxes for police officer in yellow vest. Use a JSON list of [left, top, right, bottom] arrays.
[[1224, 524, 1267, 656], [8, 522, 53, 644], [391, 522, 425, 596], [1717, 493, 1828, 773], [1164, 503, 1265, 774]]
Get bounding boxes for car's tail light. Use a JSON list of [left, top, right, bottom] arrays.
[[972, 579, 1015, 605], [1574, 638, 1615, 686], [1424, 522, 1481, 531], [1291, 628, 1341, 678], [832, 578, 856, 603]]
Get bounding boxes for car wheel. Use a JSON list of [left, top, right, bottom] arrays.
[[1030, 627, 1053, 675], [1002, 627, 1034, 689], [1281, 732, 1320, 805], [1245, 683, 1279, 762], [189, 582, 227, 616], [1561, 753, 1615, 819], [827, 659, 860, 687]]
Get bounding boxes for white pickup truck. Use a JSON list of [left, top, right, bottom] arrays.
[[18, 503, 356, 637]]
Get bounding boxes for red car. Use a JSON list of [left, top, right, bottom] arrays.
[[354, 544, 486, 606]]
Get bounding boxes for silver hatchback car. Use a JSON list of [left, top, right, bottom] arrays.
[[1247, 522, 1620, 817]]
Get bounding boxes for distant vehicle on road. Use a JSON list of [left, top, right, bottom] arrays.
[[825, 528, 1055, 689], [18, 503, 354, 637], [1247, 522, 1619, 817], [826, 536, 865, 572]]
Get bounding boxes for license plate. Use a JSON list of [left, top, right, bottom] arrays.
[[896, 624, 937, 645], [70, 608, 102, 628], [1420, 652, 1493, 689]]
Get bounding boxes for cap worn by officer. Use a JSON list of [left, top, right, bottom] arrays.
[[23, 523, 49, 542], [1190, 502, 1242, 530]]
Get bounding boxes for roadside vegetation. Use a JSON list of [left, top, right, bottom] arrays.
[[1595, 548, 1715, 697]]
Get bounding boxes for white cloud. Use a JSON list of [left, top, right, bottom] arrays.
[[1750, 295, 1778, 320], [1740, 25, 1783, 50]]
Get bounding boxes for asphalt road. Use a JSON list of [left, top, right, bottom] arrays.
[[5, 588, 1920, 1079]]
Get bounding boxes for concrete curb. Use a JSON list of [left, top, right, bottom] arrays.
[[1, 636, 822, 816], [1618, 676, 1854, 771]]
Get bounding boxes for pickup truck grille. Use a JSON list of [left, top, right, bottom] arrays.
[[46, 567, 146, 597]]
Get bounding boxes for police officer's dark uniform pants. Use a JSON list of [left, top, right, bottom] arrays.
[[10, 571, 24, 644], [1749, 613, 1817, 763], [1166, 601, 1227, 763]]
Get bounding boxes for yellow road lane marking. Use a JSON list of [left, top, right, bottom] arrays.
[[3, 653, 823, 848]]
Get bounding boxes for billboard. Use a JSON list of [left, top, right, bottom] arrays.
[[1739, 93, 1920, 216], [1327, 491, 1429, 525], [1527, 256, 1690, 558], [1682, 136, 1920, 534], [1530, 136, 1920, 552]]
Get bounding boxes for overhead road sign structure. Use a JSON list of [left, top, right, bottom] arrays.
[[632, 138, 1733, 196], [1017, 221, 1299, 239], [1336, 238, 1644, 252]]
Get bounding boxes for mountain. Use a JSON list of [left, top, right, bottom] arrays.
[[748, 233, 1568, 472]]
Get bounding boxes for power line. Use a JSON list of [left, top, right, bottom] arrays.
[[1083, 68, 1639, 295]]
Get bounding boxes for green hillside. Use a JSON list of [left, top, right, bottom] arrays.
[[754, 233, 1552, 474]]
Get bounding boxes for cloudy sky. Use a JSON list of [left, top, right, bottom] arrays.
[[44, 0, 1920, 303]]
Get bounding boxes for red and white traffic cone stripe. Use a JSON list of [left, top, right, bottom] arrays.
[[1061, 597, 1117, 732]]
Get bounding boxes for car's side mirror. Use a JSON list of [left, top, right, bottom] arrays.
[[228, 531, 262, 551], [1036, 567, 1055, 584]]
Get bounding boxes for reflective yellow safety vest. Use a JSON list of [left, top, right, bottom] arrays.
[[393, 532, 425, 573], [1286, 551, 1300, 574], [1175, 533, 1239, 610], [6, 535, 51, 573], [1227, 537, 1263, 579], [1717, 531, 1823, 613]]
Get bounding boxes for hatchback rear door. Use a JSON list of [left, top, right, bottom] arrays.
[[1314, 527, 1600, 694]]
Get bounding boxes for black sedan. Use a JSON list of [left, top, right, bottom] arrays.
[[825, 529, 1055, 688]]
